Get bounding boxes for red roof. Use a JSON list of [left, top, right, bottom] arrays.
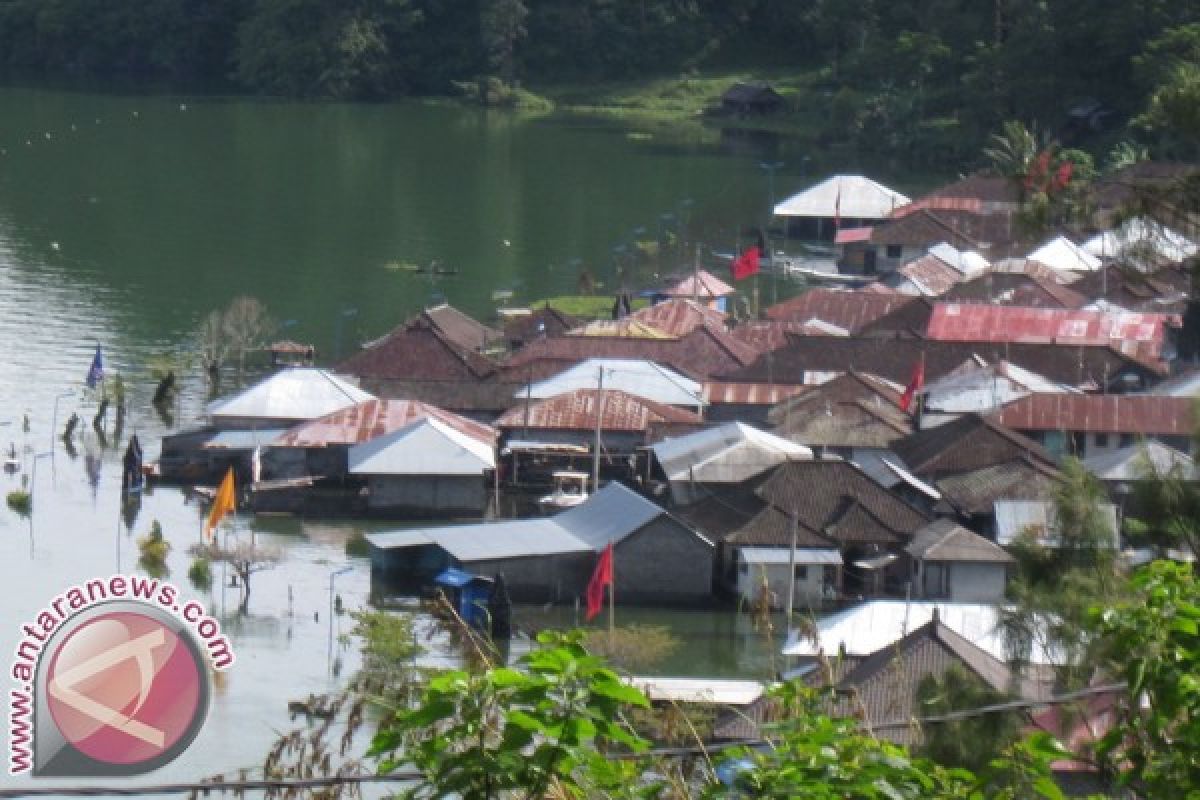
[[926, 303, 1179, 361], [765, 289, 916, 333], [494, 389, 703, 432], [275, 398, 495, 448], [835, 226, 874, 244], [995, 394, 1194, 435], [889, 196, 983, 218]]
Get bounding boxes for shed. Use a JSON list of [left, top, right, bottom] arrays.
[[905, 518, 1014, 602], [367, 482, 714, 604], [206, 368, 373, 430], [720, 82, 785, 115], [348, 416, 495, 516]]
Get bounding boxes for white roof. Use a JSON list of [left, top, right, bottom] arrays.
[[739, 547, 843, 565], [1083, 440, 1196, 481], [922, 360, 1075, 414], [993, 500, 1119, 548], [881, 457, 941, 500], [1026, 236, 1102, 273], [366, 482, 697, 562], [628, 677, 765, 705], [928, 242, 990, 276], [651, 422, 811, 484], [1082, 217, 1197, 267], [348, 417, 494, 476], [207, 368, 373, 422], [516, 358, 703, 408], [774, 175, 910, 219], [781, 600, 1060, 665]]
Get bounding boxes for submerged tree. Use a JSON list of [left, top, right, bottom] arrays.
[[195, 295, 276, 382], [189, 537, 281, 614]]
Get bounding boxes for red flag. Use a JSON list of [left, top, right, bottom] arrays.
[[585, 543, 613, 621], [731, 246, 760, 281], [899, 356, 925, 413]]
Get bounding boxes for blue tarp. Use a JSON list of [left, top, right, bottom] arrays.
[[435, 567, 489, 589]]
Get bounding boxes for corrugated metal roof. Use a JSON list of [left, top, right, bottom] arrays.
[[1027, 236, 1102, 272], [347, 417, 494, 476], [206, 368, 374, 422], [835, 226, 874, 244], [774, 175, 910, 219], [651, 422, 811, 483], [781, 599, 1060, 665], [765, 289, 916, 333], [890, 196, 983, 217], [662, 270, 735, 298], [567, 319, 674, 338], [275, 398, 495, 448], [365, 482, 680, 561], [895, 254, 964, 297], [629, 298, 730, 338], [203, 429, 288, 450], [628, 676, 765, 706], [995, 394, 1193, 435], [740, 547, 842, 565], [518, 359, 703, 408], [702, 381, 805, 405], [926, 303, 1176, 361], [494, 389, 704, 431]]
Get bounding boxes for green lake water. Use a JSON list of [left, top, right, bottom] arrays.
[[0, 88, 892, 789]]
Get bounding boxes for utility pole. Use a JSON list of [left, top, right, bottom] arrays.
[[760, 161, 784, 306], [785, 512, 798, 633], [591, 367, 607, 493]]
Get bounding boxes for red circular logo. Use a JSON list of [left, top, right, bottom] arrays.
[[45, 610, 204, 767]]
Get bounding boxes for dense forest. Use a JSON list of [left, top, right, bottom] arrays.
[[0, 0, 1197, 158]]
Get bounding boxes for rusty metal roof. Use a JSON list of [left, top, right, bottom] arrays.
[[926, 303, 1178, 361], [995, 394, 1195, 435], [274, 397, 495, 448], [702, 381, 804, 405], [629, 298, 731, 337], [662, 269, 734, 298], [765, 289, 917, 333], [896, 254, 965, 296], [493, 389, 704, 431]]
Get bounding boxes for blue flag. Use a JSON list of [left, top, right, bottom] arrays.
[[86, 344, 104, 389]]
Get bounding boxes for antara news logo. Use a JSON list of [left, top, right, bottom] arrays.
[[8, 574, 235, 777]]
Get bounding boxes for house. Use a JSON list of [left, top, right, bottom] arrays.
[[649, 422, 811, 505], [919, 359, 1076, 428], [938, 271, 1088, 309], [1027, 236, 1102, 273], [862, 211, 991, 274], [627, 297, 732, 338], [768, 371, 912, 461], [1067, 263, 1191, 314], [157, 427, 287, 484], [701, 381, 805, 425], [658, 269, 736, 310], [773, 175, 910, 241], [514, 358, 704, 412], [733, 544, 843, 611], [265, 397, 495, 481], [205, 367, 374, 430], [500, 305, 580, 350], [905, 518, 1014, 602], [365, 482, 714, 604], [872, 252, 970, 296], [994, 394, 1195, 458], [1083, 440, 1196, 521], [993, 499, 1119, 548], [347, 416, 496, 516], [338, 307, 505, 418], [494, 389, 704, 484], [891, 413, 1059, 482], [924, 303, 1179, 364], [764, 288, 916, 333], [719, 82, 785, 115], [932, 459, 1061, 532], [718, 335, 1167, 394]]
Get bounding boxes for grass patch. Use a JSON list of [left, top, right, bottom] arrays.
[[532, 295, 651, 319], [6, 490, 30, 518]]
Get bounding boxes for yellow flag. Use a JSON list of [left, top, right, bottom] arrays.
[[204, 468, 236, 540]]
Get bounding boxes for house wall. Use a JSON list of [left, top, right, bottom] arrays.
[[463, 553, 594, 604], [1026, 430, 1193, 460], [613, 517, 715, 604], [915, 560, 1007, 603], [735, 557, 832, 610], [366, 475, 487, 515]]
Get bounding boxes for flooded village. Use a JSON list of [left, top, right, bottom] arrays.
[[136, 161, 1200, 779]]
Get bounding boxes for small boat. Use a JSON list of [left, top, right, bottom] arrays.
[[3, 443, 19, 474], [537, 470, 590, 512]]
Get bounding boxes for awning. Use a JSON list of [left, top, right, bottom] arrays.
[[835, 226, 874, 245], [502, 440, 591, 455], [852, 553, 899, 570], [740, 548, 843, 566]]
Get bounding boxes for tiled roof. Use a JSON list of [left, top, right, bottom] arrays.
[[768, 371, 903, 424], [493, 389, 703, 432], [891, 414, 1057, 480], [994, 394, 1194, 435], [628, 298, 731, 337], [725, 504, 838, 548], [869, 208, 984, 251], [772, 400, 912, 449], [755, 459, 930, 543], [1068, 264, 1191, 313], [934, 459, 1059, 516], [339, 316, 498, 382], [499, 326, 758, 382], [764, 289, 916, 333], [424, 304, 503, 352], [672, 482, 769, 544], [718, 335, 1168, 388], [906, 518, 1015, 563], [274, 398, 495, 448], [503, 305, 581, 344], [898, 174, 1021, 209], [926, 304, 1177, 362], [1089, 161, 1199, 212]]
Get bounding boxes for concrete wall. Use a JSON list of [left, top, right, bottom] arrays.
[[915, 560, 1008, 603], [613, 517, 714, 605], [366, 475, 487, 515], [735, 558, 833, 610]]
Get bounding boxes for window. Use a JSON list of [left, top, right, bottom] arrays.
[[885, 244, 903, 259], [1120, 434, 1135, 448], [1094, 433, 1109, 448], [794, 565, 808, 581], [739, 562, 749, 575]]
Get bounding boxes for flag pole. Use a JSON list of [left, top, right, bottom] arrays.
[[608, 546, 615, 636]]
